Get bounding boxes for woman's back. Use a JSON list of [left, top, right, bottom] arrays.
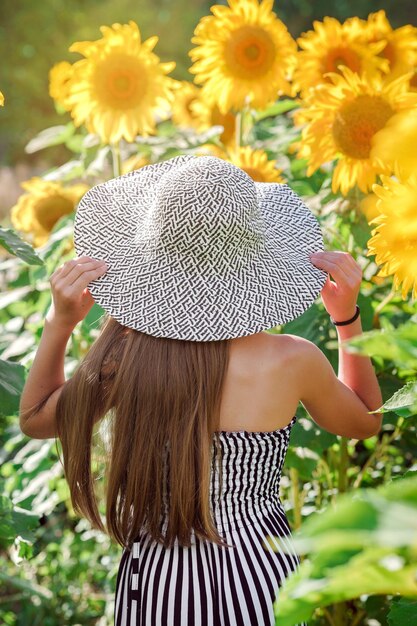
[[217, 331, 301, 433], [115, 333, 304, 626]]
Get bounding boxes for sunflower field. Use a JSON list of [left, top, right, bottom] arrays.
[[1, 1, 417, 625]]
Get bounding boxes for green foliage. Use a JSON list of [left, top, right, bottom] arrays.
[[342, 319, 417, 370], [378, 382, 417, 418], [274, 473, 417, 625], [0, 228, 44, 266], [0, 494, 39, 548], [0, 359, 26, 417], [388, 597, 417, 625]]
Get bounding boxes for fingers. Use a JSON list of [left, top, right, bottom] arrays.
[[52, 256, 105, 282], [50, 256, 108, 295], [310, 251, 362, 289]]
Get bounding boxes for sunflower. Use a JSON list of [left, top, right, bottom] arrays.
[[10, 178, 88, 248], [367, 173, 417, 299], [66, 21, 176, 144], [371, 108, 417, 179], [49, 61, 74, 111], [224, 146, 284, 182], [0, 91, 4, 106], [189, 0, 297, 113], [293, 17, 389, 97], [347, 11, 417, 80], [295, 66, 417, 195], [170, 81, 201, 128], [190, 86, 236, 146]]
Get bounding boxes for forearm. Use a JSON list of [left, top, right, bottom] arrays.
[[336, 316, 383, 414], [19, 318, 73, 425]]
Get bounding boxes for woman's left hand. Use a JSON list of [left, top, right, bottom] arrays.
[[46, 255, 108, 330], [309, 250, 362, 322]]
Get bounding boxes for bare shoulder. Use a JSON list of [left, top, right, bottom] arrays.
[[228, 330, 306, 386], [259, 331, 316, 369], [263, 332, 381, 439], [260, 332, 335, 401]]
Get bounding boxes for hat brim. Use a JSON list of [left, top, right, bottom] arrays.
[[74, 156, 327, 341]]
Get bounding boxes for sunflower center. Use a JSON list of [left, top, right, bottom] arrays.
[[36, 197, 74, 230], [109, 71, 136, 98], [245, 43, 261, 61], [332, 95, 394, 159], [224, 26, 276, 79], [94, 54, 148, 110], [322, 47, 362, 76]]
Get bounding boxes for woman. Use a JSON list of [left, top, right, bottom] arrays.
[[19, 156, 383, 626]]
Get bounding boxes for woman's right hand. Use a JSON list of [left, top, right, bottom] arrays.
[[309, 250, 362, 322]]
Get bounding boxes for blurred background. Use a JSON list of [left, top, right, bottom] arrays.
[[0, 0, 416, 213]]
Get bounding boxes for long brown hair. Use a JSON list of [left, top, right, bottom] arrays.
[[55, 314, 232, 550]]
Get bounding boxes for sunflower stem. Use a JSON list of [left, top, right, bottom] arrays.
[[111, 142, 122, 177], [235, 112, 243, 149], [373, 287, 396, 318], [242, 103, 253, 145], [337, 436, 349, 493]]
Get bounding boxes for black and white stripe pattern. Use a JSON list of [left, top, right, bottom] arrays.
[[74, 156, 327, 342], [114, 416, 306, 625]]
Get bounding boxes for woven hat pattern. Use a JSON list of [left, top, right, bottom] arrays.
[[74, 155, 327, 341]]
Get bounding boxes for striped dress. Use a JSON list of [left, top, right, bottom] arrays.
[[114, 415, 306, 625]]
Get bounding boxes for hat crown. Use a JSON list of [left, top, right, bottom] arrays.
[[135, 157, 265, 270]]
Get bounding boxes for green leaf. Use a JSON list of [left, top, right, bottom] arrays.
[[255, 99, 300, 121], [377, 382, 417, 418], [342, 322, 417, 370], [388, 597, 417, 625], [0, 227, 44, 265], [25, 123, 75, 153], [0, 495, 39, 547], [43, 159, 85, 182], [275, 549, 417, 626], [272, 475, 417, 625], [0, 358, 26, 417], [10, 505, 40, 543], [65, 133, 85, 154], [288, 180, 316, 196]]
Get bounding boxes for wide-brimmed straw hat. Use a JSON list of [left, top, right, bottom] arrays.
[[73, 155, 327, 341]]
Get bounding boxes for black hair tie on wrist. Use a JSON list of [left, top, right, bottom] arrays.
[[330, 305, 360, 326]]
